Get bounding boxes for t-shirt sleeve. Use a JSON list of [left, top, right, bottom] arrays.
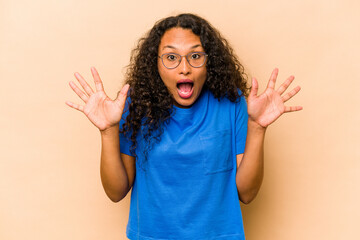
[[235, 94, 248, 155], [119, 98, 136, 157]]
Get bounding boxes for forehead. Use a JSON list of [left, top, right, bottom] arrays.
[[159, 28, 202, 51]]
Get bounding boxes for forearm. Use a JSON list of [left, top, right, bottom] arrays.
[[236, 120, 266, 204], [100, 125, 129, 202]]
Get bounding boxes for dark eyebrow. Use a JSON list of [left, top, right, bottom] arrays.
[[162, 44, 202, 50], [190, 44, 201, 49]]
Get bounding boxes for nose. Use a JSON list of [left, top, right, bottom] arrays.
[[179, 56, 191, 75]]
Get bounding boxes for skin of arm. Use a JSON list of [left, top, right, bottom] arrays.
[[236, 120, 266, 204], [100, 125, 136, 202], [67, 67, 299, 204], [235, 68, 302, 204], [66, 67, 136, 203]]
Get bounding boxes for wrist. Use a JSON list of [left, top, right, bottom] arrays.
[[100, 124, 119, 137], [248, 119, 267, 134]]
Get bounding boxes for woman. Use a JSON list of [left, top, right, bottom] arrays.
[[66, 13, 302, 240]]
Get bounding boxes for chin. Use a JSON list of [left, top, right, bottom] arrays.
[[173, 97, 196, 108]]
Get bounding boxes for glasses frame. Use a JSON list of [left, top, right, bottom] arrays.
[[158, 52, 208, 69]]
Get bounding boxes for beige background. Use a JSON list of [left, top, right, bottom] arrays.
[[1, 0, 359, 239]]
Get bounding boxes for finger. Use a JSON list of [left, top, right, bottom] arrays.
[[266, 68, 278, 90], [65, 101, 84, 112], [69, 81, 89, 102], [284, 105, 303, 112], [282, 86, 301, 102], [115, 84, 130, 106], [277, 75, 295, 95], [74, 72, 94, 96], [91, 67, 104, 92], [249, 77, 259, 98]]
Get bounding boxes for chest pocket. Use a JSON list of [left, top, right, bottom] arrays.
[[200, 129, 233, 175]]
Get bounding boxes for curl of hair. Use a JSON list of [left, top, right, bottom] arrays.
[[121, 13, 249, 159]]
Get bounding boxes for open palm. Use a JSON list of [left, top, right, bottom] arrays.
[[248, 68, 302, 128], [66, 67, 129, 131]]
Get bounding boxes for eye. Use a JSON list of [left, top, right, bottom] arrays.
[[190, 53, 201, 59], [166, 54, 178, 61]]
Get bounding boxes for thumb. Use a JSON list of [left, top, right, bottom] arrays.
[[249, 77, 258, 99], [115, 84, 130, 106]]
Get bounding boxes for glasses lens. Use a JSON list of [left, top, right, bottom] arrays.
[[162, 53, 180, 68], [188, 52, 206, 68], [161, 52, 207, 68]]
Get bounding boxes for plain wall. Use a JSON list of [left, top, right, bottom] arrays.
[[1, 0, 359, 239]]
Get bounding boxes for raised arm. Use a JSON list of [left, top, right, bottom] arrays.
[[66, 67, 135, 202], [236, 68, 302, 204]]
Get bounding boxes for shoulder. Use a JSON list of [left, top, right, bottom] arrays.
[[207, 88, 246, 105], [119, 95, 132, 128]]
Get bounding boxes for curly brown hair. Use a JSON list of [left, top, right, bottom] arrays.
[[121, 13, 249, 157]]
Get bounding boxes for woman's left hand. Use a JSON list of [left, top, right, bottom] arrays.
[[247, 68, 302, 128]]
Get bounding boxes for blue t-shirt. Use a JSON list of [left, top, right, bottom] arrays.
[[120, 89, 248, 240]]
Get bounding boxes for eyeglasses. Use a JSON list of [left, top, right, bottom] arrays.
[[158, 52, 208, 69]]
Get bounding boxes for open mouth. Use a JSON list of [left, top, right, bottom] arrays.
[[177, 81, 194, 99]]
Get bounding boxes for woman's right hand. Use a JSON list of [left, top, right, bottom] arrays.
[[66, 67, 130, 132]]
